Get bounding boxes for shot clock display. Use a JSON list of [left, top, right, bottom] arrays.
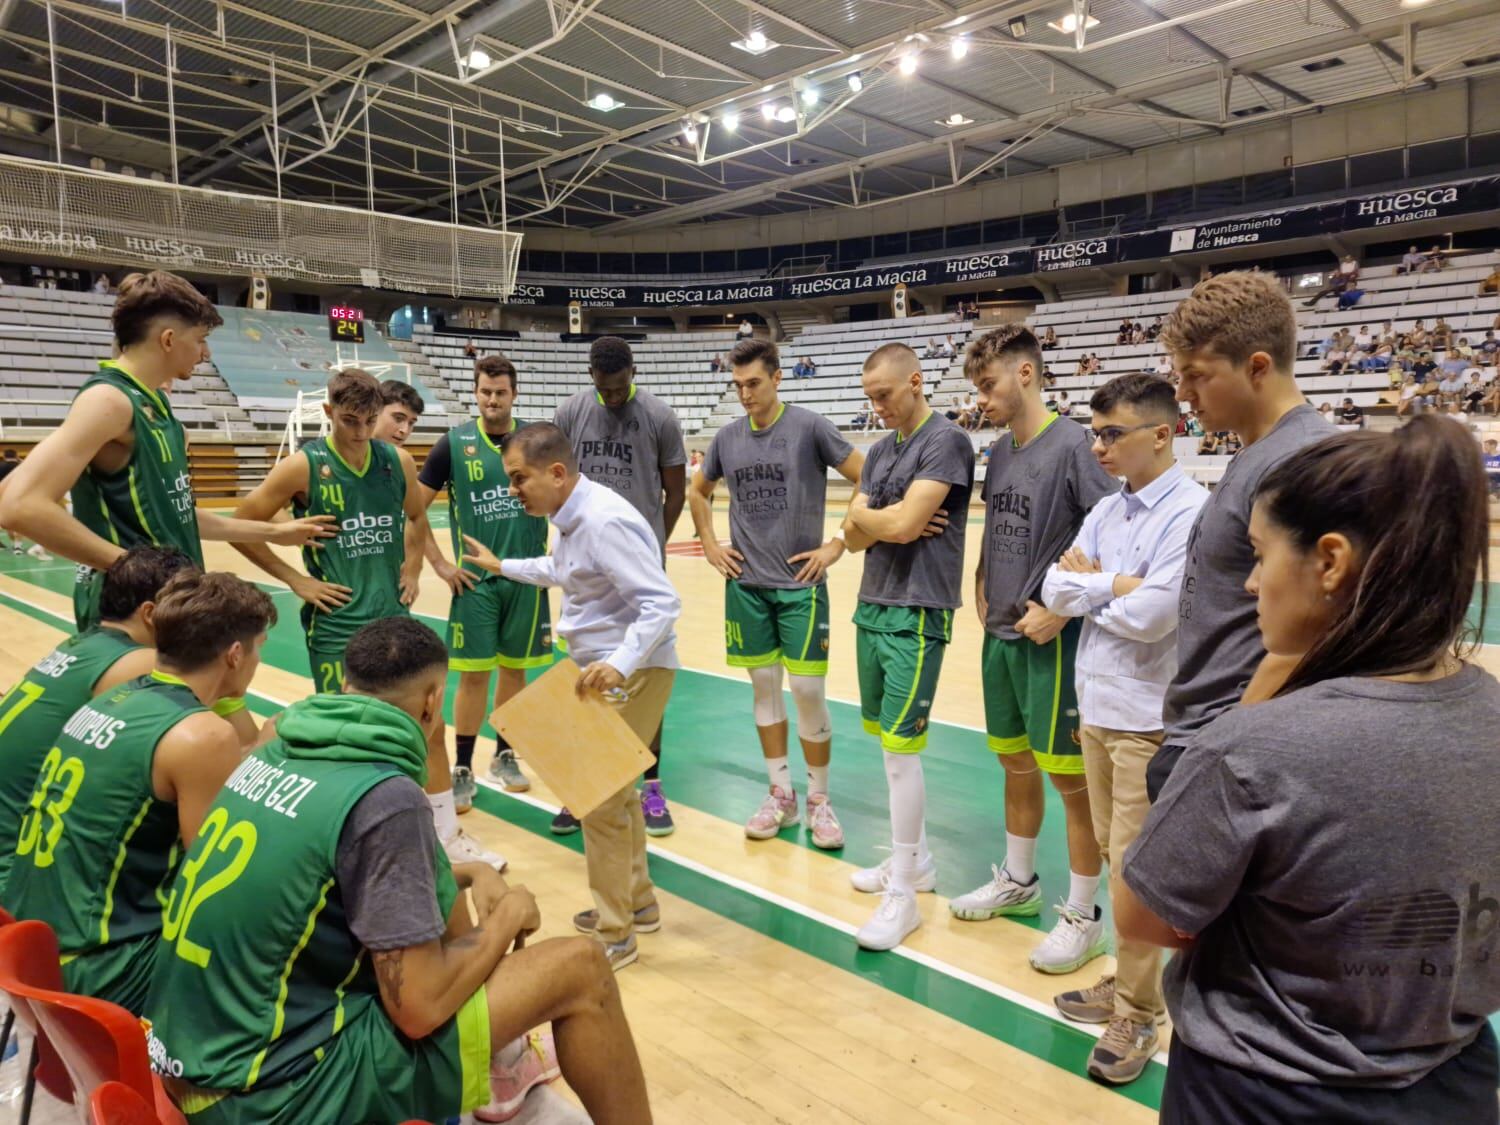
[[328, 305, 366, 344]]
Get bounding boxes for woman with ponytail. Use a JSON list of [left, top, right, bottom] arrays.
[[1114, 415, 1499, 1122]]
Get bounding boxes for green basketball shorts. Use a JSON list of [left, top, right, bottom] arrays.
[[448, 576, 553, 673], [723, 581, 831, 676], [170, 988, 491, 1125], [981, 619, 1084, 775], [854, 604, 952, 754]]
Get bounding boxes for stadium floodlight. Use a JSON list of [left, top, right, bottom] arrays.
[[938, 112, 974, 128], [775, 104, 797, 124], [801, 86, 820, 107], [587, 92, 620, 111], [465, 47, 492, 71], [733, 29, 776, 55], [760, 102, 777, 121], [682, 120, 699, 143], [1009, 16, 1029, 37], [847, 72, 864, 93], [951, 36, 970, 60], [899, 51, 919, 76], [722, 110, 740, 132], [1048, 12, 1101, 34]]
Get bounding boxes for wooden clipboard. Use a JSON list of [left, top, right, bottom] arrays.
[[489, 658, 656, 820]]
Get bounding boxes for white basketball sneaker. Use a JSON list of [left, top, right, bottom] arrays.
[[850, 853, 937, 894], [949, 863, 1043, 921], [1029, 903, 1109, 975], [855, 879, 922, 951], [443, 828, 507, 872]]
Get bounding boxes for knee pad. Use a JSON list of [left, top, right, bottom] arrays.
[[748, 663, 787, 727], [788, 674, 832, 743]]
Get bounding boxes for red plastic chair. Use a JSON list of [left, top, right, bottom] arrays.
[[0, 921, 185, 1125], [0, 909, 68, 1122], [90, 1081, 162, 1125]]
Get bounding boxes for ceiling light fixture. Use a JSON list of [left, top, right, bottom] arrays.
[[682, 119, 698, 143], [938, 112, 974, 127], [464, 47, 492, 71], [899, 51, 919, 76], [732, 29, 777, 55], [801, 85, 820, 106], [722, 110, 740, 131], [1008, 15, 1029, 37], [847, 72, 864, 93], [775, 104, 797, 124], [1047, 12, 1101, 34], [951, 36, 969, 60], [587, 92, 619, 111], [760, 101, 776, 121]]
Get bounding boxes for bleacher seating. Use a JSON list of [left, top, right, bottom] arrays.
[[411, 326, 734, 436], [0, 284, 247, 432]]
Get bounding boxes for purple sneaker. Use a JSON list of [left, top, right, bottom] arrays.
[[641, 780, 675, 837]]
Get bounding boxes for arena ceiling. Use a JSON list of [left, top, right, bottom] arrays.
[[0, 0, 1497, 235]]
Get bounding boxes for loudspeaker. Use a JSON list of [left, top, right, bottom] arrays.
[[892, 283, 908, 318], [249, 274, 270, 310], [568, 301, 583, 334]]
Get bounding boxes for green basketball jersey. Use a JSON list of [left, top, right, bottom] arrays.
[[293, 438, 407, 649], [3, 672, 205, 964], [143, 693, 457, 1094], [444, 418, 548, 579], [71, 362, 203, 630], [0, 626, 143, 886]]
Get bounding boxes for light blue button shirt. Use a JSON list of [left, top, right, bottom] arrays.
[[1041, 464, 1209, 731], [501, 477, 680, 677]]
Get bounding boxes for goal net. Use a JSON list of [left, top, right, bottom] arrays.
[[0, 155, 521, 299]]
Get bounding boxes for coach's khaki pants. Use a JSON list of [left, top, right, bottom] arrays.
[[582, 667, 675, 945], [1081, 723, 1165, 1025]]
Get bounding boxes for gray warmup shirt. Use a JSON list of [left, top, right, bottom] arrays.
[[553, 387, 687, 549], [1163, 404, 1332, 740], [702, 404, 853, 589], [857, 413, 975, 611], [981, 415, 1117, 639], [1125, 665, 1500, 1086]]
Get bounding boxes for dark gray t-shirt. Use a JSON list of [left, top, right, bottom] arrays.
[[336, 776, 446, 951], [553, 387, 687, 549], [1164, 405, 1332, 740], [857, 413, 975, 611], [703, 404, 853, 589], [1125, 666, 1500, 1086], [981, 415, 1117, 639]]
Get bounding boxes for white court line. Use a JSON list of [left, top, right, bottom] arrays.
[[473, 773, 1172, 1067]]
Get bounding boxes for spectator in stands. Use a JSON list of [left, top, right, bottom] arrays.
[[1463, 371, 1487, 415], [1321, 343, 1350, 375], [1416, 243, 1445, 274], [852, 405, 874, 431], [1397, 373, 1433, 417], [1432, 316, 1454, 352], [1198, 431, 1223, 456], [1484, 439, 1500, 495], [1480, 267, 1500, 296], [802, 356, 817, 377], [463, 339, 478, 359], [1361, 333, 1393, 373], [945, 393, 966, 423], [939, 335, 956, 359], [738, 318, 755, 338], [923, 338, 943, 359], [1452, 337, 1475, 362], [1153, 355, 1174, 380], [1352, 325, 1372, 352], [1480, 331, 1500, 361], [1043, 365, 1057, 388], [1185, 412, 1203, 437], [1145, 315, 1163, 342], [1413, 350, 1439, 386], [710, 354, 724, 374], [689, 450, 703, 472], [1442, 401, 1470, 425], [1056, 391, 1073, 418], [92, 273, 112, 295], [1482, 377, 1500, 417], [1041, 327, 1058, 349], [1316, 402, 1334, 423], [1398, 244, 1425, 274], [1402, 319, 1429, 351], [1337, 398, 1365, 430], [1439, 348, 1468, 380], [1117, 320, 1135, 346], [1223, 432, 1242, 456], [1302, 254, 1358, 308]]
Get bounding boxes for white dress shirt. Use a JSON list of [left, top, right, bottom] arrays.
[[1041, 464, 1209, 732], [501, 477, 680, 677]]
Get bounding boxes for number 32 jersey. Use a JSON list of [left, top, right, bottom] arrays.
[[2, 673, 206, 962]]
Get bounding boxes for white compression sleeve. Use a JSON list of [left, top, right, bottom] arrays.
[[748, 663, 787, 727], [788, 673, 832, 743]]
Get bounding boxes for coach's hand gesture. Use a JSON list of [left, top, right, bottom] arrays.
[[271, 514, 340, 547], [702, 536, 744, 579], [433, 556, 479, 596], [460, 533, 502, 575], [577, 661, 624, 697], [789, 537, 845, 583]]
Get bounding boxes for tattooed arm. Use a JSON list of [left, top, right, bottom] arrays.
[[370, 885, 540, 1039]]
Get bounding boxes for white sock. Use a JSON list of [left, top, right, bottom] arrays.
[[805, 762, 829, 798], [883, 752, 927, 891], [1004, 832, 1038, 884], [1068, 871, 1101, 917], [765, 756, 792, 793], [493, 1035, 529, 1069], [428, 790, 459, 842]]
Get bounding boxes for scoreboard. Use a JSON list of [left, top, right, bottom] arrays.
[[328, 305, 365, 344]]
